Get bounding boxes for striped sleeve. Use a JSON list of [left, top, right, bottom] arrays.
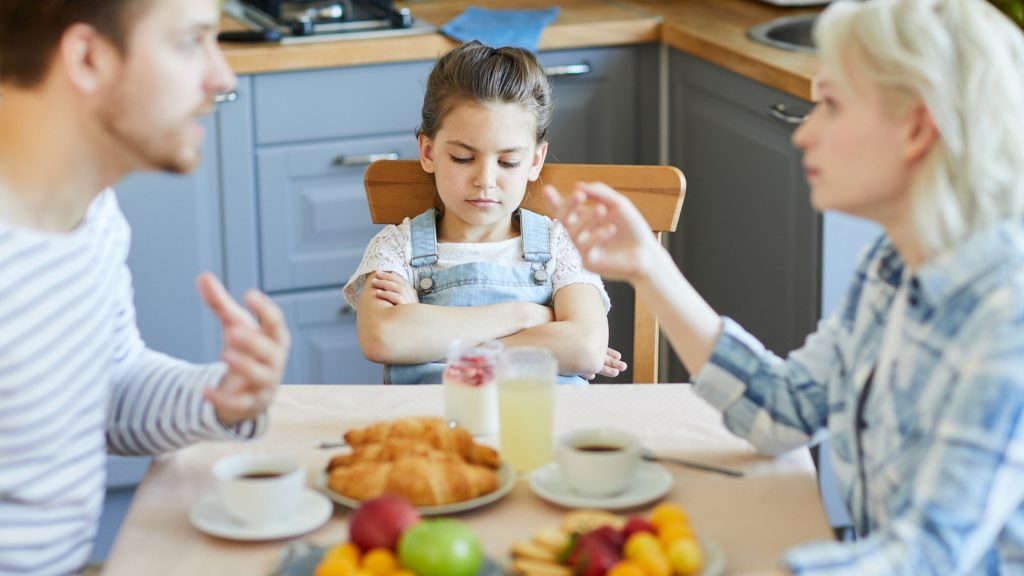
[[105, 220, 266, 455]]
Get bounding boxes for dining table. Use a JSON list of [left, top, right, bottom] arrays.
[[102, 384, 834, 575]]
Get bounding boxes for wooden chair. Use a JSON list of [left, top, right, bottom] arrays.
[[363, 160, 686, 383]]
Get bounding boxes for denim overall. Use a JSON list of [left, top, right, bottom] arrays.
[[385, 208, 585, 386]]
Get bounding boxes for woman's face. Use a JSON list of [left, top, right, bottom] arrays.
[[792, 58, 921, 226]]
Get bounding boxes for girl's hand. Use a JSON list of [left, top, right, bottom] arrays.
[[197, 273, 290, 426], [544, 182, 661, 282], [582, 347, 628, 380], [370, 271, 419, 305]]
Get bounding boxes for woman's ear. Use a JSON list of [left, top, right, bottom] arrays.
[[527, 141, 548, 181], [903, 102, 938, 165], [418, 133, 436, 174], [60, 23, 119, 95]]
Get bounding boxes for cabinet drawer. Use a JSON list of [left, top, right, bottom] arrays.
[[253, 60, 433, 145], [257, 135, 420, 292], [273, 289, 381, 384]]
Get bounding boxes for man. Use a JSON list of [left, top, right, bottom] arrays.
[[0, 0, 291, 573]]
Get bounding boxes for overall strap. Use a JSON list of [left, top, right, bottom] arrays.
[[409, 208, 439, 267], [518, 209, 552, 284], [409, 208, 439, 293]]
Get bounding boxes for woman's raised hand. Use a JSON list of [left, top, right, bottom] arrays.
[[544, 182, 660, 282]]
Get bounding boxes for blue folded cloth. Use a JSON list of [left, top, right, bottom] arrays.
[[440, 6, 561, 53]]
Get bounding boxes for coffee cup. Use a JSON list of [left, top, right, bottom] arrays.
[[557, 428, 641, 497], [212, 453, 305, 525]]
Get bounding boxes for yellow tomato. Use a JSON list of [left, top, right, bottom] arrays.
[[637, 549, 671, 576], [624, 532, 661, 560], [607, 560, 647, 576], [649, 503, 689, 533], [391, 570, 417, 576], [362, 548, 399, 575], [666, 537, 704, 576]]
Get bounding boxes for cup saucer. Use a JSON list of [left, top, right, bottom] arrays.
[[189, 488, 332, 541], [527, 461, 673, 510]]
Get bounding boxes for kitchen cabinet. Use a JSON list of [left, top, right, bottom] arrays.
[[118, 46, 654, 386], [116, 115, 225, 364], [543, 46, 660, 383], [666, 49, 818, 381]]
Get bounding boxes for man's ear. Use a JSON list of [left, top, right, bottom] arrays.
[[418, 133, 436, 174], [60, 23, 120, 95], [903, 102, 938, 165], [527, 141, 548, 182]]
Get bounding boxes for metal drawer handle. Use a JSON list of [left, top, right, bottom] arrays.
[[214, 90, 238, 104], [338, 303, 354, 316], [544, 63, 592, 78], [331, 152, 399, 167], [768, 102, 806, 125]]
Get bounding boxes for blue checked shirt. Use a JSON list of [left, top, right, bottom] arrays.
[[694, 222, 1024, 575]]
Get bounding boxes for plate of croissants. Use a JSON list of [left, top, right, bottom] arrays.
[[318, 416, 516, 515]]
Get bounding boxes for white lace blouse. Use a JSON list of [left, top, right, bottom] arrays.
[[343, 216, 610, 312]]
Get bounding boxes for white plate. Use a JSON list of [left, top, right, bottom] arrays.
[[279, 545, 504, 576], [754, 0, 831, 5], [700, 537, 727, 576], [316, 461, 516, 516], [527, 461, 673, 510], [189, 488, 332, 541]]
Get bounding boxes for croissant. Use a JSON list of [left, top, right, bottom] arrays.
[[327, 456, 499, 506], [327, 439, 465, 469], [343, 417, 500, 468]]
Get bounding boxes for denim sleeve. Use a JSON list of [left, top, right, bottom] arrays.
[[784, 343, 1024, 575]]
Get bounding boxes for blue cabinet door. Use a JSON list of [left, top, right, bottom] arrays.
[[257, 136, 420, 292], [272, 289, 381, 384], [115, 115, 224, 364]]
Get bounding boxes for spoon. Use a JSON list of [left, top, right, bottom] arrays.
[[640, 447, 744, 478]]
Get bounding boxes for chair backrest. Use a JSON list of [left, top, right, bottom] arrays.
[[363, 159, 686, 383]]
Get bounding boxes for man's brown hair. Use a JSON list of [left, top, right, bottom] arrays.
[[0, 0, 150, 87]]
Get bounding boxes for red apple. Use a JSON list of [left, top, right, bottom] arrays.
[[348, 494, 421, 551]]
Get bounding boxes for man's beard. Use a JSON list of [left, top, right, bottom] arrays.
[[98, 101, 209, 175]]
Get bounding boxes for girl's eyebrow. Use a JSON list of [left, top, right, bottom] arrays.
[[446, 140, 527, 154]]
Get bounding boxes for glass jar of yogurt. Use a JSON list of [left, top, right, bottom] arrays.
[[443, 339, 502, 436]]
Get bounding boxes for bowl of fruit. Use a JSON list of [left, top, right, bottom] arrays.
[[509, 504, 725, 576], [281, 494, 501, 576]]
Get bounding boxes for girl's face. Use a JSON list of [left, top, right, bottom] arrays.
[[418, 100, 547, 243], [792, 58, 932, 227]]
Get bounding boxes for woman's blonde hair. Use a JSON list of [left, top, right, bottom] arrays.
[[816, 0, 1024, 255]]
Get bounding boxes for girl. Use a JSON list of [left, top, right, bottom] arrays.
[[343, 41, 617, 385], [548, 0, 1024, 573]]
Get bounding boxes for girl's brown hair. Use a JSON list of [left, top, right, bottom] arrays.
[[419, 40, 554, 144]]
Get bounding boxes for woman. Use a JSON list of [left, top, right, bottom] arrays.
[[546, 0, 1024, 573]]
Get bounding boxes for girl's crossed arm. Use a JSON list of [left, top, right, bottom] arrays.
[[355, 271, 553, 364]]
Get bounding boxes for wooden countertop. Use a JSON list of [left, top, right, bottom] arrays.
[[221, 0, 820, 100]]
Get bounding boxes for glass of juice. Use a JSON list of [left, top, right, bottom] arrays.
[[443, 339, 502, 436], [497, 346, 557, 475]]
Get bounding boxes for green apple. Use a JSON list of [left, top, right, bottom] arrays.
[[398, 518, 483, 576]]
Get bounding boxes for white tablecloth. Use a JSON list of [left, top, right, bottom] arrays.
[[102, 384, 832, 575]]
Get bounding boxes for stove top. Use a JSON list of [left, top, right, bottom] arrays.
[[223, 0, 435, 44]]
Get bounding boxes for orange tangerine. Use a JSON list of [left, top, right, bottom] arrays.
[[362, 548, 399, 574], [649, 503, 689, 532], [657, 521, 694, 548]]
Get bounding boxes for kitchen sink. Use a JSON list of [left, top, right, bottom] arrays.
[[747, 14, 818, 53]]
